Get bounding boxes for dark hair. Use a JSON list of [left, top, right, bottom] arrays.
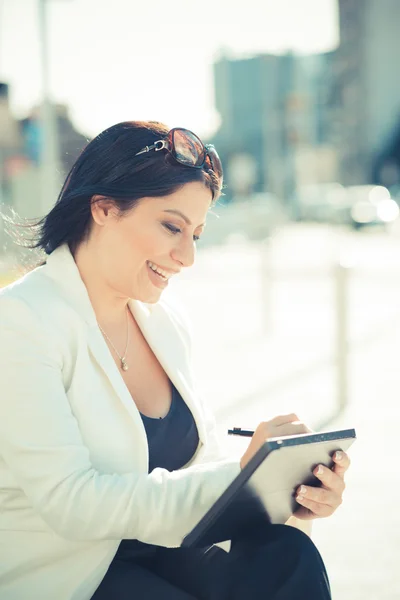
[[31, 121, 222, 256]]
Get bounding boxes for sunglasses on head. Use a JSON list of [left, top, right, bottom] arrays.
[[135, 127, 223, 179]]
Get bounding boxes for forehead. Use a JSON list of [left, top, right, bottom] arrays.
[[138, 181, 212, 226]]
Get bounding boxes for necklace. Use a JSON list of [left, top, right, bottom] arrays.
[[98, 307, 130, 371]]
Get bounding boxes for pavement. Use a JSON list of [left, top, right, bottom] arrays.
[[167, 224, 400, 599], [310, 330, 400, 600]]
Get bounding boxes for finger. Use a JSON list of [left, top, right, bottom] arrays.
[[295, 495, 334, 518], [313, 464, 345, 495], [273, 422, 312, 437], [270, 413, 301, 426], [332, 451, 351, 478], [296, 485, 339, 508]]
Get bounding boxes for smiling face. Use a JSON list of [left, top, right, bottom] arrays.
[[88, 181, 212, 304]]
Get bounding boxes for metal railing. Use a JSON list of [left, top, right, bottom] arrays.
[[257, 241, 400, 428]]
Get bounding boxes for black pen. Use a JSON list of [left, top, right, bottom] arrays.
[[227, 427, 254, 437]]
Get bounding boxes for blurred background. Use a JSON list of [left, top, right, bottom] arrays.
[[0, 0, 399, 598]]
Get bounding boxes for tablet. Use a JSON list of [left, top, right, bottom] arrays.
[[182, 428, 356, 548]]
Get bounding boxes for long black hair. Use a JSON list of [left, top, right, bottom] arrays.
[[31, 121, 222, 256]]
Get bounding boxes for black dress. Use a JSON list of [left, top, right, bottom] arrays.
[[92, 383, 331, 600]]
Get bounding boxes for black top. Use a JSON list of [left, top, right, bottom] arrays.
[[140, 382, 199, 473], [115, 383, 201, 558]]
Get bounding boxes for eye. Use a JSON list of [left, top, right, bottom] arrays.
[[163, 223, 181, 235], [163, 222, 201, 242]]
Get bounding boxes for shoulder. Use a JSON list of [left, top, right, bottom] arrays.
[[0, 266, 49, 320], [1, 261, 58, 310], [0, 268, 54, 326], [0, 280, 64, 371], [0, 266, 71, 359]]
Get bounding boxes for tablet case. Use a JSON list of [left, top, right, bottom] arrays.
[[182, 428, 356, 548]]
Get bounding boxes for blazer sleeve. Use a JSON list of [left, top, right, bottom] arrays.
[[0, 295, 241, 547]]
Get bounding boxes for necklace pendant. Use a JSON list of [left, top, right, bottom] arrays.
[[121, 358, 129, 371]]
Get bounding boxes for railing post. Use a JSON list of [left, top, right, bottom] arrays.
[[260, 239, 272, 335], [335, 260, 350, 413]]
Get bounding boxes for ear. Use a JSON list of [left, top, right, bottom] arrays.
[[90, 195, 118, 226]]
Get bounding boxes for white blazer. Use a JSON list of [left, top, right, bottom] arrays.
[[0, 244, 240, 600]]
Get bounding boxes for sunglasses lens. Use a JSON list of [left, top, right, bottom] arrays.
[[172, 129, 205, 167]]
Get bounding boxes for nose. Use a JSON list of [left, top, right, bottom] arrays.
[[171, 236, 196, 269]]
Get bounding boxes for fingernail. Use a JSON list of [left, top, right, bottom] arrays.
[[315, 465, 323, 476], [298, 485, 307, 495], [296, 495, 305, 503], [335, 451, 343, 461]]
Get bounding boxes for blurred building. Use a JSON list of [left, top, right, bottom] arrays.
[[211, 51, 337, 205], [0, 82, 88, 187], [334, 0, 400, 186], [19, 103, 88, 178], [212, 53, 292, 201], [290, 52, 339, 190], [0, 81, 89, 225], [0, 83, 30, 205]]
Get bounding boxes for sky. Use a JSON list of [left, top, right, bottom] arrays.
[[0, 0, 338, 139]]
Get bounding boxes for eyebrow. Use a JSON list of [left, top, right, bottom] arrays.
[[163, 209, 205, 228]]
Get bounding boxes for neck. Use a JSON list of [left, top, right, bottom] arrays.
[[73, 242, 129, 329]]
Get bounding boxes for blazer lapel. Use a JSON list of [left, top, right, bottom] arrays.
[[129, 299, 207, 445], [87, 300, 207, 446], [45, 245, 147, 436], [86, 325, 148, 436]]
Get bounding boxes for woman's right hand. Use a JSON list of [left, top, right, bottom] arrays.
[[240, 414, 312, 470]]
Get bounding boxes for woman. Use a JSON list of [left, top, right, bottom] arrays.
[[0, 121, 349, 599]]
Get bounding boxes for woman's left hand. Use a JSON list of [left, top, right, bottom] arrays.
[[294, 450, 351, 520]]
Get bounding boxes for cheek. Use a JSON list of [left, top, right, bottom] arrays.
[[128, 222, 172, 260], [111, 222, 150, 259], [103, 219, 172, 286], [110, 224, 162, 274], [98, 226, 140, 284]]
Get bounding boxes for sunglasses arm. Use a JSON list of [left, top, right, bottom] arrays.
[[135, 140, 168, 156]]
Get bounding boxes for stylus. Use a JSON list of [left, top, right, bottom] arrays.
[[227, 427, 254, 437]]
